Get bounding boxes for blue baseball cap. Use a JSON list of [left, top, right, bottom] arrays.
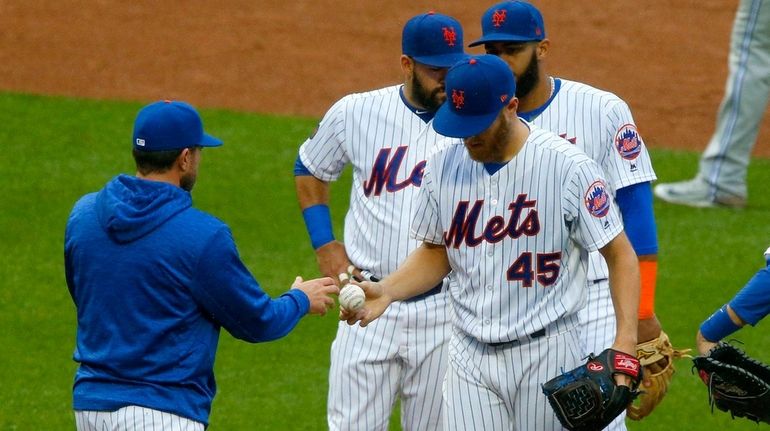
[[433, 55, 516, 138], [402, 12, 468, 67], [132, 100, 223, 151], [468, 1, 546, 47]]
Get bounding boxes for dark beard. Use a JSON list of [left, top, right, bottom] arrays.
[[515, 51, 540, 99], [410, 72, 444, 112], [180, 172, 196, 192]]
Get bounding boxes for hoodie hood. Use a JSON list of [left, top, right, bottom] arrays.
[[96, 174, 192, 243]]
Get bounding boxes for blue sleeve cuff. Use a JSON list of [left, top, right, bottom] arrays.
[[294, 155, 313, 176], [700, 305, 741, 342], [615, 182, 658, 255], [728, 265, 770, 326], [282, 288, 310, 316]]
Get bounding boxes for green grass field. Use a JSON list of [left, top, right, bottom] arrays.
[[2, 92, 768, 430]]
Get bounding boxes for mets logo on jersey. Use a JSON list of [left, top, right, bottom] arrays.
[[614, 124, 643, 160], [584, 180, 610, 218], [452, 89, 465, 109], [442, 26, 457, 47], [492, 9, 507, 27]]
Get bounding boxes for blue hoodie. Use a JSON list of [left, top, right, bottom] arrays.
[[64, 174, 310, 425]]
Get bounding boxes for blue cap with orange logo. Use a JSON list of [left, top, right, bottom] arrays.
[[468, 1, 546, 47], [433, 55, 516, 138], [402, 12, 468, 68]]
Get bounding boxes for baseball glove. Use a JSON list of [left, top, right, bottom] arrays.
[[692, 342, 770, 424], [542, 348, 642, 431], [627, 331, 691, 420]]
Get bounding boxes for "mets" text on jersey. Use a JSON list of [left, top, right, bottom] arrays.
[[363, 146, 426, 197]]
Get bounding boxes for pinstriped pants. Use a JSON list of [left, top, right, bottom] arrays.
[[328, 291, 450, 431], [443, 319, 581, 431], [75, 406, 205, 431]]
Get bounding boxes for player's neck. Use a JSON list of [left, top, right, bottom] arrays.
[[517, 74, 553, 113], [500, 118, 531, 162], [136, 171, 181, 189]]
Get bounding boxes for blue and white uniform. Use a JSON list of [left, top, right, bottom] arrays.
[[298, 86, 451, 431], [411, 124, 625, 430], [520, 78, 656, 358], [520, 79, 656, 430]]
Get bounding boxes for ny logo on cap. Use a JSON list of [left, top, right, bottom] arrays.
[[492, 9, 507, 27], [443, 26, 457, 47], [452, 89, 465, 109], [136, 138, 146, 147]]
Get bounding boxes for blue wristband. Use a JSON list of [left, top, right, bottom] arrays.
[[302, 204, 334, 250], [700, 305, 741, 342]]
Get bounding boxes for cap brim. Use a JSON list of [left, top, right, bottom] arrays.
[[468, 34, 541, 47], [200, 133, 223, 147], [432, 103, 501, 138], [412, 53, 470, 68]]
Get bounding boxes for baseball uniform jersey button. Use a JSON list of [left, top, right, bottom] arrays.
[[491, 199, 498, 205], [486, 285, 492, 291], [484, 319, 491, 325]]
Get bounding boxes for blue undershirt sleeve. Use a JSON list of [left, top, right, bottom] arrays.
[[729, 263, 770, 326], [615, 182, 658, 255], [189, 226, 310, 343], [294, 155, 312, 176]]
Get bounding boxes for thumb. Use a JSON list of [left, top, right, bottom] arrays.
[[293, 276, 303, 288]]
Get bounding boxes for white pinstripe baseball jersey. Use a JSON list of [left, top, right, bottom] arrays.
[[300, 85, 451, 278], [521, 79, 654, 431], [299, 84, 452, 431], [411, 123, 623, 343], [522, 78, 656, 282]]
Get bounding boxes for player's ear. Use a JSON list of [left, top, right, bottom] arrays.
[[505, 97, 519, 116], [400, 55, 415, 75], [536, 39, 550, 60], [177, 148, 193, 172]]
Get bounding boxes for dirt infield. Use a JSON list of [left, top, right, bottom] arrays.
[[2, 0, 768, 155]]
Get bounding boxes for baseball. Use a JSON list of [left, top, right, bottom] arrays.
[[339, 284, 365, 312]]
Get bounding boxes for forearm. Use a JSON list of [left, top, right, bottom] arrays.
[[381, 242, 451, 301], [602, 234, 641, 349]]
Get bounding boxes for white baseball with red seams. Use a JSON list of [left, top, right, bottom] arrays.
[[338, 285, 365, 312]]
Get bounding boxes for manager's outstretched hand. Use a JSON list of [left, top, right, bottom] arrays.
[[292, 276, 339, 316]]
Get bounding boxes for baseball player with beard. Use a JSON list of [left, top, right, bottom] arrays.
[[343, 54, 641, 431], [293, 12, 467, 431], [469, 1, 685, 426]]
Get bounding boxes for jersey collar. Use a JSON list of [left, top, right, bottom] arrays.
[[518, 78, 562, 122], [399, 86, 436, 123]]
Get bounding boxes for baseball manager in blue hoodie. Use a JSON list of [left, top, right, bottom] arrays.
[[65, 100, 339, 430]]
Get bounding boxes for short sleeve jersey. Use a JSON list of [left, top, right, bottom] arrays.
[[411, 124, 623, 342]]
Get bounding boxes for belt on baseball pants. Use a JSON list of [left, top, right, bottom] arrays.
[[403, 281, 444, 302], [488, 328, 546, 348], [487, 314, 579, 348], [360, 270, 443, 302]]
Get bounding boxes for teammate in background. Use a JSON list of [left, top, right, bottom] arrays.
[[655, 0, 769, 208], [293, 12, 467, 431], [344, 54, 640, 430], [469, 1, 681, 426], [696, 244, 770, 354], [65, 100, 338, 431]]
